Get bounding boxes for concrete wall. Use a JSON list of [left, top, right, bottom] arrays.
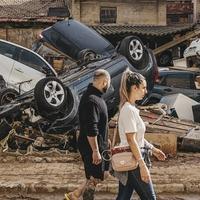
[[194, 0, 200, 22], [72, 0, 167, 25], [0, 28, 42, 48]]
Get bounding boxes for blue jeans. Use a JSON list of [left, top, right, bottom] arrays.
[[116, 167, 156, 200]]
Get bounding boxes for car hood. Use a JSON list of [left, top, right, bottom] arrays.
[[40, 19, 115, 60]]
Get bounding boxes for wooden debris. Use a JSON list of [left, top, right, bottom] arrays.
[[109, 108, 200, 155], [145, 133, 177, 156], [181, 128, 200, 152]]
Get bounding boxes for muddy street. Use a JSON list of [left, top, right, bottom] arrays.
[[0, 150, 199, 200]]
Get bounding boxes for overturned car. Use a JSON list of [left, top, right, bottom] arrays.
[[0, 19, 158, 151]]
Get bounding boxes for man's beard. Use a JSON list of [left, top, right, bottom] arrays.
[[102, 85, 108, 93]]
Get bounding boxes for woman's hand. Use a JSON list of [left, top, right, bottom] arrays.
[[152, 147, 166, 161], [139, 163, 151, 183]]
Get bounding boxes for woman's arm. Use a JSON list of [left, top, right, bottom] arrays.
[[144, 139, 154, 149], [126, 133, 143, 161], [144, 139, 166, 161], [126, 133, 150, 183]]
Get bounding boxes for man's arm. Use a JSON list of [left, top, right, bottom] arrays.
[[87, 136, 99, 152], [87, 136, 102, 165], [86, 101, 102, 165]]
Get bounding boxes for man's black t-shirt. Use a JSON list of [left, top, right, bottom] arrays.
[[78, 83, 108, 155]]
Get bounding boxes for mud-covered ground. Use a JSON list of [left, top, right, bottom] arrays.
[[0, 193, 199, 200], [0, 150, 199, 200]]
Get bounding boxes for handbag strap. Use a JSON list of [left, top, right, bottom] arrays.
[[111, 114, 119, 147]]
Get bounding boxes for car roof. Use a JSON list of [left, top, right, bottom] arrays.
[[0, 39, 35, 53]]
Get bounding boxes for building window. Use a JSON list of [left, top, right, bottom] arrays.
[[168, 15, 179, 23], [48, 7, 70, 17], [100, 7, 117, 23]]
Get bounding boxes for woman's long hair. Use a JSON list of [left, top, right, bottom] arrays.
[[119, 68, 145, 110]]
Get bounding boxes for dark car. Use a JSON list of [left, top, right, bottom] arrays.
[[35, 19, 157, 92], [0, 19, 158, 151], [38, 19, 115, 60], [150, 70, 200, 103]]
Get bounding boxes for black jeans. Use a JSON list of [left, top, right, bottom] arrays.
[[116, 167, 156, 200]]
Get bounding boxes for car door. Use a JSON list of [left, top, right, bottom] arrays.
[[0, 41, 17, 82], [9, 48, 52, 92], [161, 73, 197, 100]]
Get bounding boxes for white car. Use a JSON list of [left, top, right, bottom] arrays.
[[0, 39, 57, 93], [183, 38, 200, 58]]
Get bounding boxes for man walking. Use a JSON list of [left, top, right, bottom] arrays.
[[65, 69, 111, 200]]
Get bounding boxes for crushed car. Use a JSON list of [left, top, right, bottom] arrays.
[[0, 19, 158, 152], [183, 38, 200, 67], [150, 69, 200, 103], [0, 39, 57, 105]]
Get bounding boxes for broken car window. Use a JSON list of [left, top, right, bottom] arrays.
[[18, 49, 49, 72]]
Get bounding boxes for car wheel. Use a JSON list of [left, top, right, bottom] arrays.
[[45, 89, 80, 132], [158, 51, 172, 67], [0, 88, 19, 106], [34, 77, 67, 112], [77, 49, 96, 62], [118, 36, 148, 68]]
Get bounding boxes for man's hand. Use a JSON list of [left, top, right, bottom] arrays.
[[152, 147, 166, 161], [92, 150, 102, 165]]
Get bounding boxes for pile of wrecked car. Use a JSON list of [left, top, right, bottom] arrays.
[[0, 19, 200, 155], [0, 19, 158, 152]]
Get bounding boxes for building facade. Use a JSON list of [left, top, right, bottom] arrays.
[[0, 0, 70, 48], [167, 0, 194, 25], [71, 0, 167, 26], [193, 0, 200, 22]]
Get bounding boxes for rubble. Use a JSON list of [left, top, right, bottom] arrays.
[[145, 133, 177, 156], [109, 103, 200, 156], [182, 128, 200, 152], [160, 93, 199, 122], [140, 108, 200, 154]]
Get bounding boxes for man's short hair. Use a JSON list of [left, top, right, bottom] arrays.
[[93, 69, 110, 81]]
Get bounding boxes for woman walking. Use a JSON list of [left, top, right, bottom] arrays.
[[115, 69, 166, 200]]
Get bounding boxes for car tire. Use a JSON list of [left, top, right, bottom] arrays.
[[118, 36, 148, 69], [45, 88, 80, 132], [0, 88, 19, 106], [34, 77, 67, 113], [158, 51, 172, 67], [77, 49, 96, 62]]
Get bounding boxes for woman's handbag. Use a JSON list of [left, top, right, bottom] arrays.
[[111, 146, 138, 172], [110, 119, 138, 172]]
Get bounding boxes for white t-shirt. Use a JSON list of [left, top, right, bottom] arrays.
[[118, 102, 152, 149]]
